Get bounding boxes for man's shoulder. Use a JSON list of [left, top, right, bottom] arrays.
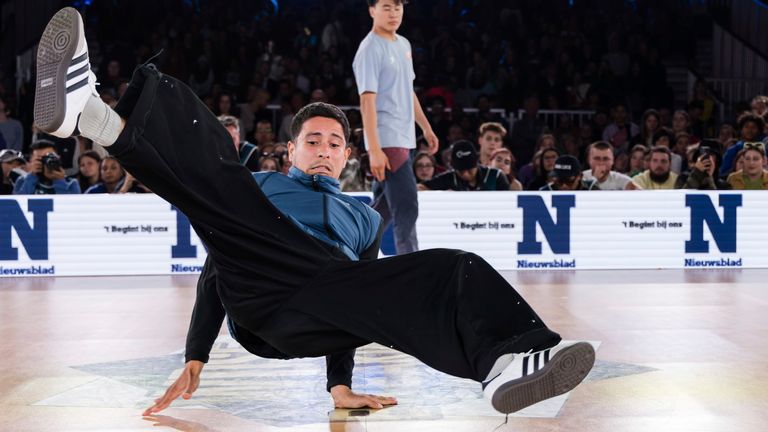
[[609, 171, 632, 181]]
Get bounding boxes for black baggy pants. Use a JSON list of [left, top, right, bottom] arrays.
[[108, 65, 561, 382]]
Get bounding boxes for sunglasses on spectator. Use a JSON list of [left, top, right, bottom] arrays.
[[744, 141, 766, 155]]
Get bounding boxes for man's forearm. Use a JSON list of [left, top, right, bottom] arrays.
[[185, 256, 226, 363], [360, 93, 381, 151], [413, 92, 432, 134]]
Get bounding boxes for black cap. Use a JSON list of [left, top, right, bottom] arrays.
[[552, 155, 581, 178], [450, 140, 478, 171]]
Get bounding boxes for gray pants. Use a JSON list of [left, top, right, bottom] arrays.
[[371, 151, 419, 254]]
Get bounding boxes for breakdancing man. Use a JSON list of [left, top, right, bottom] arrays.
[[34, 8, 595, 416]]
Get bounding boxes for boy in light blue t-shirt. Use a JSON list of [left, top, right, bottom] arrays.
[[353, 0, 439, 254]]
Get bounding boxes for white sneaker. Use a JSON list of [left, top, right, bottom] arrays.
[[34, 7, 98, 138], [482, 341, 595, 414]]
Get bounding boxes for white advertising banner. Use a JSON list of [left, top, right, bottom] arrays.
[[0, 190, 765, 277]]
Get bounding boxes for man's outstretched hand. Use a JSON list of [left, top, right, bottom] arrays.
[[143, 360, 204, 416], [330, 385, 397, 409]]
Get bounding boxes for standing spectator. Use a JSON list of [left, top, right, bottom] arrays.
[[489, 148, 523, 191], [527, 148, 560, 191], [631, 109, 660, 147], [726, 142, 768, 190], [13, 140, 80, 194], [628, 144, 649, 177], [539, 155, 599, 191], [477, 122, 507, 167], [354, 0, 439, 254], [419, 141, 509, 191], [85, 156, 147, 193], [510, 93, 547, 169], [0, 96, 23, 151], [0, 149, 27, 194], [631, 146, 678, 189], [75, 150, 102, 193], [582, 141, 640, 190], [412, 151, 436, 184], [219, 115, 260, 171], [601, 102, 639, 153], [719, 112, 765, 176], [676, 144, 729, 190]]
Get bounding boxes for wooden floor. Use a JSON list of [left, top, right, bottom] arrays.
[[2, 269, 767, 432]]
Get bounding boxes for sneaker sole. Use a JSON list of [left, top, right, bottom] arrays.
[[491, 342, 595, 414], [34, 7, 81, 134]]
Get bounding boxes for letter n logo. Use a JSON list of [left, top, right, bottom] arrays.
[[685, 194, 741, 253], [0, 199, 54, 260], [171, 205, 197, 258], [517, 195, 575, 254]]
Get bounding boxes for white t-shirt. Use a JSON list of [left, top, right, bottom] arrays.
[[582, 169, 635, 190]]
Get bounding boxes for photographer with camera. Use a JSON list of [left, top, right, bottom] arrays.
[[13, 140, 80, 194], [675, 141, 729, 190]]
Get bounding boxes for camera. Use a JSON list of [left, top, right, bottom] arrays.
[[41, 152, 62, 172]]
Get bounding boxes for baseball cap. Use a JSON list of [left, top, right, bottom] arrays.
[[450, 140, 478, 171], [551, 155, 581, 178], [0, 149, 26, 164]]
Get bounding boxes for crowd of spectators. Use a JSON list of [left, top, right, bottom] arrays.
[[1, 0, 766, 194]]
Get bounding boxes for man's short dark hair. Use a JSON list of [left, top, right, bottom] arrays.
[[290, 102, 351, 145], [649, 145, 672, 161], [737, 111, 765, 131], [30, 140, 57, 152], [588, 141, 612, 154], [367, 0, 408, 6]]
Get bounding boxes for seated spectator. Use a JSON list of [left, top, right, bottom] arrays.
[[419, 141, 509, 191], [489, 148, 523, 191], [671, 110, 700, 144], [751, 95, 768, 117], [0, 149, 27, 194], [729, 149, 746, 176], [14, 140, 80, 194], [652, 129, 682, 174], [628, 144, 649, 177], [259, 156, 280, 172], [219, 115, 259, 171], [613, 150, 629, 174], [675, 143, 729, 190], [254, 119, 276, 149], [631, 146, 678, 189], [75, 150, 102, 193], [527, 148, 560, 191], [0, 96, 23, 151], [477, 122, 507, 166], [413, 151, 437, 184], [602, 102, 639, 153], [726, 142, 768, 190], [85, 156, 148, 193], [719, 112, 765, 176], [630, 109, 660, 147], [717, 123, 737, 149], [539, 155, 599, 191], [582, 141, 640, 190]]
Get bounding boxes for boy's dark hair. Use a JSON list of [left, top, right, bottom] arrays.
[[30, 139, 57, 152], [736, 111, 765, 132], [290, 102, 351, 145], [367, 0, 408, 5]]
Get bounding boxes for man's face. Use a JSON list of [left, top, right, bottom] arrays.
[[741, 121, 759, 141], [255, 122, 274, 145], [369, 0, 403, 34], [649, 152, 671, 176], [288, 116, 351, 179], [613, 106, 627, 123], [589, 148, 613, 176], [456, 167, 478, 182], [478, 131, 502, 155], [556, 174, 582, 191], [225, 125, 240, 149]]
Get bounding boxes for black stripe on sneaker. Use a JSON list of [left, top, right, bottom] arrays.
[[70, 52, 88, 67], [533, 352, 541, 372], [544, 349, 550, 364], [522, 356, 529, 376], [66, 76, 89, 93], [66, 64, 89, 82]]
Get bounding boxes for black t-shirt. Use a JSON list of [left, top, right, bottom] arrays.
[[423, 166, 510, 191]]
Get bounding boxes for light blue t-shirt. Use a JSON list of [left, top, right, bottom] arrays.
[[353, 31, 416, 150]]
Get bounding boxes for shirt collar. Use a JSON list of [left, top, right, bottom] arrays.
[[287, 166, 341, 194]]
